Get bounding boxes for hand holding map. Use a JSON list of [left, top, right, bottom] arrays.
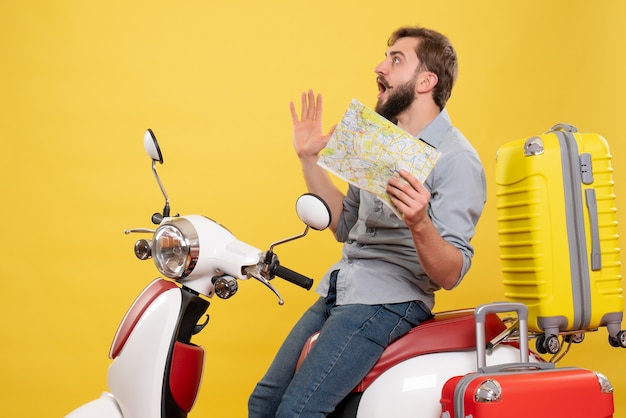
[[317, 99, 441, 217]]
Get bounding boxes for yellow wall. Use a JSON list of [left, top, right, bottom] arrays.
[[1, 1, 625, 416]]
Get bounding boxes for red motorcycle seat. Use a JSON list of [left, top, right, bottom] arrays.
[[296, 309, 507, 393]]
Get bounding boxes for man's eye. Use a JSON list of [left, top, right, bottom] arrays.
[[392, 57, 401, 64]]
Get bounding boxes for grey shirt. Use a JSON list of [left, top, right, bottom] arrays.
[[315, 109, 486, 311]]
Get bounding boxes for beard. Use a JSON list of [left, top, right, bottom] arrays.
[[374, 76, 417, 123]]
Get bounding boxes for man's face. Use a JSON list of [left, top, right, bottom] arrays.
[[374, 37, 421, 122]]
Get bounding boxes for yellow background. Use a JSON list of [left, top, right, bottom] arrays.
[[1, 1, 625, 416]]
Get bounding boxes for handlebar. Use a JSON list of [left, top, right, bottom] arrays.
[[247, 256, 313, 305], [262, 250, 314, 290], [272, 264, 314, 290]]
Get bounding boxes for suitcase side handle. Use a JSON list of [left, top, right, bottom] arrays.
[[475, 302, 529, 370], [479, 361, 555, 374], [548, 123, 578, 133], [585, 189, 602, 271]]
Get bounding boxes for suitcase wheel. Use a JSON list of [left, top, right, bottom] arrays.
[[563, 333, 585, 344], [536, 334, 560, 354], [608, 330, 626, 348]]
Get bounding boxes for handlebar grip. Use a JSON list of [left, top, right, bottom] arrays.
[[273, 264, 314, 290]]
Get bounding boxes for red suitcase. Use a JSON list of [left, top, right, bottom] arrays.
[[440, 302, 615, 418]]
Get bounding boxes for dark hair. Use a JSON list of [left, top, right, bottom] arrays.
[[388, 26, 458, 110]]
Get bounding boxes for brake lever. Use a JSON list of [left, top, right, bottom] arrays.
[[247, 271, 284, 306]]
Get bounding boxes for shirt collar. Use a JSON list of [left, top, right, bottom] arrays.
[[416, 108, 451, 149]]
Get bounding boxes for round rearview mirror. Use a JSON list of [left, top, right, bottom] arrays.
[[296, 193, 331, 231], [144, 129, 163, 163]]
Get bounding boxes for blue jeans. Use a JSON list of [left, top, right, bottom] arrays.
[[248, 271, 432, 417]]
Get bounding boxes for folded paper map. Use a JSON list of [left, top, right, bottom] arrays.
[[318, 99, 441, 217]]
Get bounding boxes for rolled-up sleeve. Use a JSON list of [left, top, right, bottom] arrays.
[[426, 147, 486, 287]]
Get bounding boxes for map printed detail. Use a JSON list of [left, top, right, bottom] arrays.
[[318, 99, 441, 217]]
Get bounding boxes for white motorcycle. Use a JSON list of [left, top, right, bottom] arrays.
[[66, 129, 612, 418]]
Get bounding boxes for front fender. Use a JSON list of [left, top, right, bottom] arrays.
[[65, 392, 122, 418]]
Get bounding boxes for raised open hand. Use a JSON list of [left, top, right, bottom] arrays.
[[290, 90, 337, 161]]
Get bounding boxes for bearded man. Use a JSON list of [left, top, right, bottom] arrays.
[[249, 26, 486, 418]]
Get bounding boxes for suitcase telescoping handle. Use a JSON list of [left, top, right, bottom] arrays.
[[548, 123, 577, 133], [475, 302, 529, 370]]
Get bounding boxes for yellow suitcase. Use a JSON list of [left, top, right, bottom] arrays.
[[495, 124, 625, 354]]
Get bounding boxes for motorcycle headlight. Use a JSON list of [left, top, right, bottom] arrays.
[[153, 218, 199, 279]]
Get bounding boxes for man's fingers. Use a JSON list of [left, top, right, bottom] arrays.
[[290, 101, 299, 124], [328, 124, 337, 138], [314, 92, 322, 120], [301, 91, 309, 119], [292, 90, 323, 122], [398, 169, 426, 193]]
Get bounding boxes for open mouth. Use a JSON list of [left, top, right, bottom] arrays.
[[377, 77, 389, 98]]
